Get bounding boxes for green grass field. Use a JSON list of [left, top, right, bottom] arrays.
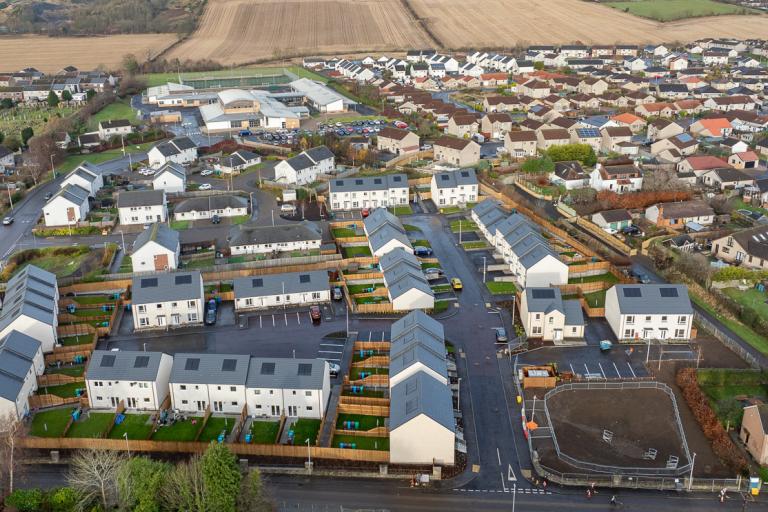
[[697, 369, 768, 427], [347, 282, 385, 295], [0, 105, 77, 142], [606, 0, 758, 20], [486, 281, 517, 295], [410, 239, 431, 248], [249, 420, 280, 444], [87, 100, 137, 130], [568, 273, 619, 285], [151, 417, 203, 442], [30, 408, 73, 437], [722, 287, 768, 322], [289, 418, 322, 446], [690, 294, 768, 356], [142, 65, 327, 87], [9, 248, 91, 278], [461, 241, 487, 250], [67, 412, 113, 438], [108, 414, 153, 440], [197, 417, 234, 443], [343, 246, 372, 258], [431, 284, 453, 294], [393, 205, 413, 216], [450, 219, 478, 233], [59, 335, 93, 347], [350, 367, 388, 380], [40, 382, 85, 398], [73, 294, 115, 305], [332, 434, 389, 451], [58, 141, 156, 174], [432, 299, 451, 314]]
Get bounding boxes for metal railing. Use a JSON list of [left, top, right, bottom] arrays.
[[693, 311, 764, 369], [542, 381, 693, 477]]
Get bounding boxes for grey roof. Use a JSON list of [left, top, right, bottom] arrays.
[[234, 270, 328, 298], [284, 153, 314, 172], [0, 331, 41, 401], [524, 287, 564, 314], [519, 244, 558, 270], [220, 150, 259, 169], [51, 183, 89, 206], [174, 194, 247, 214], [99, 119, 131, 129], [170, 136, 197, 151], [305, 145, 334, 162], [433, 168, 478, 189], [170, 353, 250, 385], [0, 265, 57, 328], [229, 221, 321, 247], [282, 145, 333, 172], [390, 310, 444, 343], [154, 162, 186, 181], [131, 271, 202, 304], [595, 208, 632, 223], [368, 225, 412, 255], [330, 174, 407, 193], [610, 284, 693, 315], [389, 342, 448, 382], [132, 223, 179, 253], [245, 357, 326, 390], [364, 208, 405, 237], [389, 372, 455, 431], [379, 248, 432, 301], [563, 299, 585, 326], [86, 350, 166, 382], [117, 189, 165, 208]]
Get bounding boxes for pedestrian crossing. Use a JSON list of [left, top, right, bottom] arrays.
[[452, 487, 551, 495]]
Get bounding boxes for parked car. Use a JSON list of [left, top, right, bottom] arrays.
[[204, 299, 218, 326], [310, 305, 322, 324], [629, 270, 651, 284], [413, 246, 433, 257], [200, 169, 214, 176], [2, 216, 13, 226], [332, 286, 343, 301], [361, 208, 370, 218], [327, 361, 341, 377], [450, 278, 463, 290], [198, 183, 212, 191], [44, 192, 53, 200], [495, 328, 508, 343], [211, 214, 221, 224], [280, 203, 296, 214], [424, 267, 444, 277]]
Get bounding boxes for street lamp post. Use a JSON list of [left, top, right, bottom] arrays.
[[123, 432, 130, 457], [305, 438, 312, 473], [482, 256, 487, 283], [118, 231, 126, 253], [457, 377, 461, 411]]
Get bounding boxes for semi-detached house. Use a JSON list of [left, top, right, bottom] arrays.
[[117, 190, 167, 225], [377, 127, 420, 155], [170, 353, 251, 414], [86, 350, 173, 411], [228, 221, 321, 256], [147, 136, 197, 169], [605, 284, 693, 341], [363, 208, 413, 258], [379, 248, 434, 311], [712, 225, 768, 270], [433, 136, 480, 167], [274, 146, 335, 186], [131, 271, 204, 331], [60, 162, 103, 197], [519, 287, 585, 341], [233, 270, 330, 311], [430, 168, 478, 207], [328, 174, 409, 210]]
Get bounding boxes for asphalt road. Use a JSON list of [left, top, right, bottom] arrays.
[[0, 176, 64, 260]]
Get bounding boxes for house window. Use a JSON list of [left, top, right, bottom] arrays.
[[144, 398, 150, 402], [535, 314, 541, 320], [311, 292, 321, 300], [245, 298, 253, 306], [548, 317, 553, 324], [532, 326, 542, 334], [255, 404, 262, 409], [231, 401, 238, 406], [254, 390, 261, 395], [156, 304, 162, 309], [217, 386, 221, 390], [626, 316, 634, 325], [97, 396, 103, 401], [292, 390, 296, 395], [645, 316, 651, 322], [675, 329, 685, 338], [180, 385, 187, 390], [305, 391, 312, 396], [678, 316, 687, 325], [306, 406, 313, 411], [182, 400, 188, 404], [188, 301, 196, 308], [137, 305, 146, 313], [624, 329, 634, 338], [269, 390, 274, 395], [139, 317, 149, 327], [188, 313, 198, 322], [171, 302, 178, 308], [230, 386, 236, 392], [661, 316, 667, 323], [727, 237, 734, 247]]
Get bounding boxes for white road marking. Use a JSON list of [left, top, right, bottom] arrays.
[[500, 472, 508, 492], [613, 361, 620, 377], [296, 311, 300, 324], [497, 447, 501, 465], [284, 313, 288, 326], [569, 363, 575, 374], [584, 363, 589, 375], [259, 315, 262, 328], [271, 315, 275, 327], [508, 464, 517, 481], [320, 343, 344, 348], [598, 362, 606, 379], [318, 350, 343, 355], [627, 362, 637, 378]]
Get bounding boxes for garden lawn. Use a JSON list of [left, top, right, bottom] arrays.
[[486, 281, 517, 294], [12, 248, 91, 278], [40, 382, 85, 398], [690, 295, 768, 356], [354, 296, 389, 304], [606, 0, 758, 20], [343, 246, 372, 258], [151, 417, 203, 442], [461, 241, 487, 250], [87, 99, 137, 130], [697, 369, 768, 427], [47, 365, 85, 377], [108, 414, 153, 440], [290, 418, 321, 445], [432, 300, 451, 314], [30, 408, 73, 437], [197, 416, 235, 442], [336, 414, 386, 431], [583, 290, 606, 308], [230, 215, 250, 225], [58, 141, 156, 174], [332, 434, 389, 451], [333, 227, 358, 238], [170, 220, 191, 230], [393, 205, 413, 215], [249, 420, 280, 444], [73, 295, 115, 305], [568, 273, 619, 285], [118, 256, 133, 273], [347, 282, 384, 295], [431, 284, 453, 294], [403, 224, 420, 232], [450, 219, 478, 232], [67, 412, 114, 438], [722, 287, 768, 323], [421, 262, 441, 270], [410, 239, 431, 248], [183, 256, 215, 269], [58, 335, 93, 347], [350, 367, 388, 380]]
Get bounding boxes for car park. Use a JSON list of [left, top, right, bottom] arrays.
[[198, 183, 212, 191]]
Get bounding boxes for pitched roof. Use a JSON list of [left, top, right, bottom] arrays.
[[434, 136, 475, 151], [524, 287, 563, 314], [131, 271, 202, 304], [86, 350, 167, 382], [245, 357, 326, 390], [229, 221, 321, 247], [596, 208, 632, 223], [234, 270, 328, 298], [153, 162, 186, 181], [389, 372, 454, 431], [433, 168, 477, 189], [117, 189, 165, 208], [170, 353, 250, 385], [174, 194, 247, 213], [132, 223, 179, 253], [378, 127, 415, 141], [330, 174, 407, 193], [729, 225, 768, 261], [682, 155, 729, 170], [610, 284, 693, 315]]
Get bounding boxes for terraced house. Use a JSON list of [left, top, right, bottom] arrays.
[[233, 271, 330, 311], [86, 350, 173, 411], [430, 169, 478, 207], [130, 271, 204, 331], [328, 174, 409, 210]]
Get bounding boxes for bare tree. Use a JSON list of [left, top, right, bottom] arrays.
[[0, 412, 25, 495], [67, 449, 125, 510], [642, 167, 684, 191], [161, 454, 206, 512]]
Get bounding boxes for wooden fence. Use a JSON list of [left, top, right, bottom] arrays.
[[579, 298, 606, 318], [353, 341, 391, 351], [37, 373, 84, 387], [344, 272, 383, 281], [193, 406, 213, 442], [334, 427, 388, 438], [348, 374, 389, 387], [28, 394, 83, 409], [340, 396, 390, 407], [45, 349, 92, 366], [336, 236, 368, 244], [232, 405, 248, 442], [351, 356, 389, 368], [337, 403, 390, 417], [56, 324, 95, 338], [355, 303, 395, 314], [104, 401, 126, 439]]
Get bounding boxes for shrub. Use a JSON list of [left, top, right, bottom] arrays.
[[5, 488, 44, 512]]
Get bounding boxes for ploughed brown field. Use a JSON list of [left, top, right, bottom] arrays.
[[166, 0, 434, 65], [0, 34, 177, 73]]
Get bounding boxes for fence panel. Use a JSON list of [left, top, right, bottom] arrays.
[[693, 311, 763, 369], [337, 403, 390, 417], [37, 374, 84, 387]]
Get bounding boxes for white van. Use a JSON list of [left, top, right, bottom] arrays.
[[280, 203, 297, 214]]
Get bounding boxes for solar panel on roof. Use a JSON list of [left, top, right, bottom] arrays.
[[261, 362, 275, 375], [531, 289, 556, 299], [134, 356, 150, 368], [441, 174, 449, 180], [299, 274, 310, 283], [335, 180, 343, 186], [252, 278, 263, 288], [677, 133, 693, 142], [222, 359, 237, 372], [355, 179, 363, 185], [184, 358, 200, 371], [392, 176, 402, 182], [460, 171, 469, 177], [659, 287, 679, 298], [175, 275, 192, 285], [141, 278, 158, 288], [622, 288, 642, 298], [101, 355, 116, 367], [297, 363, 312, 376], [578, 128, 600, 137], [374, 178, 382, 184]]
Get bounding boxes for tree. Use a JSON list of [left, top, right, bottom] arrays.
[[122, 53, 140, 75], [533, 61, 544, 70], [117, 456, 169, 512], [236, 468, 272, 512], [47, 487, 81, 512], [27, 133, 65, 183], [67, 449, 125, 510], [0, 98, 13, 109], [117, 75, 147, 98], [0, 131, 4, 145], [4, 488, 43, 512], [520, 155, 554, 174], [161, 455, 206, 512], [0, 412, 25, 495], [61, 89, 73, 102], [4, 135, 21, 152], [86, 89, 97, 101], [546, 143, 597, 166], [20, 127, 34, 146], [47, 90, 60, 108], [201, 443, 241, 512]]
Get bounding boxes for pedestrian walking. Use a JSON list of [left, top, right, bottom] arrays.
[[586, 489, 593, 499], [542, 479, 548, 490]]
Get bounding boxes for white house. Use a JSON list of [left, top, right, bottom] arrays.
[[131, 271, 204, 331], [328, 174, 409, 210], [519, 287, 585, 341], [0, 265, 58, 353], [589, 163, 643, 193], [363, 208, 413, 258], [495, 214, 568, 288], [605, 284, 693, 342], [97, 119, 133, 141], [229, 221, 321, 256], [170, 353, 250, 414], [216, 150, 261, 174], [42, 184, 90, 227], [379, 248, 434, 311], [233, 271, 330, 311], [60, 162, 103, 197], [173, 195, 248, 221], [131, 223, 180, 273], [117, 190, 167, 225], [0, 331, 44, 419], [245, 357, 330, 418], [152, 163, 186, 194], [0, 146, 16, 172], [86, 350, 173, 411], [430, 169, 478, 207], [274, 146, 335, 185], [471, 200, 509, 242], [147, 137, 198, 168]]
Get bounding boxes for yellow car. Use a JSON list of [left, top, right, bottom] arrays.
[[450, 278, 463, 290]]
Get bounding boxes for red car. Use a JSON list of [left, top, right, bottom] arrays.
[[361, 208, 370, 218], [310, 305, 322, 324]]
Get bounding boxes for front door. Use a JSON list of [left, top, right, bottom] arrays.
[[287, 405, 298, 417], [153, 253, 169, 271], [213, 401, 223, 412], [157, 315, 166, 327], [553, 329, 563, 341], [170, 314, 180, 325], [643, 328, 653, 339], [271, 405, 280, 416]]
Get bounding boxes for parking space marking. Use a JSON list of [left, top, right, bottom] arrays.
[[259, 315, 262, 328], [271, 315, 275, 327], [318, 350, 343, 355], [569, 363, 575, 374], [597, 363, 606, 379], [627, 362, 637, 378], [284, 313, 288, 326], [296, 311, 300, 325], [613, 361, 620, 377]]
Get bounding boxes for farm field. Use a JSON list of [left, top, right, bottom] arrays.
[[605, 0, 759, 21], [0, 34, 177, 73], [166, 0, 433, 65], [408, 0, 768, 47], [143, 65, 327, 87]]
